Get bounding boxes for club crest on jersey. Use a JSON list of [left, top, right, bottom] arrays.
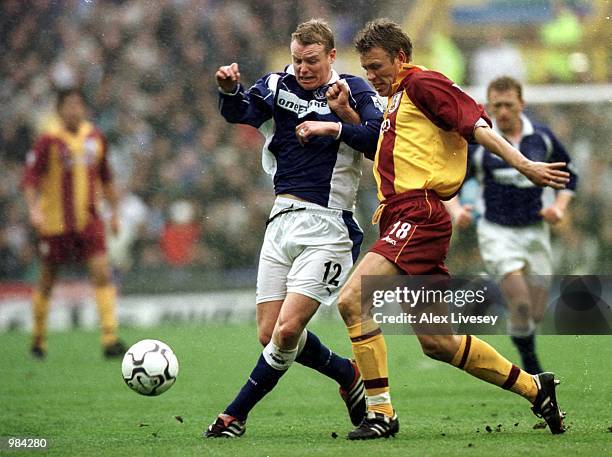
[[387, 92, 402, 114], [277, 89, 331, 118], [314, 86, 328, 100]]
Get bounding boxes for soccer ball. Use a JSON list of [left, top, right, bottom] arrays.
[[121, 339, 179, 396]]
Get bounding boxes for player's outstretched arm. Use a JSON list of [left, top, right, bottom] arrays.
[[216, 62, 241, 94], [474, 125, 569, 189]]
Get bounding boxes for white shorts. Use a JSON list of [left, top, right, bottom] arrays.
[[477, 218, 552, 277], [256, 197, 363, 306]]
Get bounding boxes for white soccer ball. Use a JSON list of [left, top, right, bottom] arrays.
[[121, 339, 179, 396]]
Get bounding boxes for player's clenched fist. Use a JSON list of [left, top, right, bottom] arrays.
[[326, 80, 349, 113], [216, 63, 241, 93]]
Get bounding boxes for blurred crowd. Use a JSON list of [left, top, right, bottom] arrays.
[[0, 0, 377, 287], [0, 0, 609, 289]]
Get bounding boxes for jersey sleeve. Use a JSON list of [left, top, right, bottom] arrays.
[[21, 134, 52, 188], [405, 70, 491, 141], [338, 76, 384, 160], [545, 127, 578, 192], [218, 73, 278, 128]]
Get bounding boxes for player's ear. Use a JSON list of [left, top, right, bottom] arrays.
[[328, 48, 337, 64], [396, 50, 408, 64]]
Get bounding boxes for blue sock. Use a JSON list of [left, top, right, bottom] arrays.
[[225, 354, 287, 421], [295, 331, 354, 388]]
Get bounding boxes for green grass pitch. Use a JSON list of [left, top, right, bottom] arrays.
[[1, 321, 610, 456]]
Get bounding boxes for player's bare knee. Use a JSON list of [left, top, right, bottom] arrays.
[[532, 310, 545, 324], [275, 319, 303, 348], [90, 269, 112, 287], [258, 331, 272, 347], [337, 289, 361, 326], [514, 302, 530, 320], [38, 283, 53, 296]]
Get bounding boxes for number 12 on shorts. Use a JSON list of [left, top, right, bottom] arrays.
[[322, 261, 342, 286]]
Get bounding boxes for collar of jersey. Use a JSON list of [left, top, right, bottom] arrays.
[[52, 120, 92, 138], [390, 63, 426, 95], [492, 112, 534, 141], [285, 65, 340, 85]]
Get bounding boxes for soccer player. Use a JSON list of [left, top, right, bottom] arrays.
[[333, 19, 569, 439], [23, 88, 126, 359], [205, 19, 384, 437], [445, 76, 577, 374]]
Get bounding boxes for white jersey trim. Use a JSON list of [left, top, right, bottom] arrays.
[[260, 74, 281, 176], [328, 143, 361, 211]]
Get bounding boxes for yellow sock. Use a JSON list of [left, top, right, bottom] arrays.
[[32, 290, 50, 348], [452, 335, 537, 402], [95, 285, 118, 346], [348, 319, 393, 416]]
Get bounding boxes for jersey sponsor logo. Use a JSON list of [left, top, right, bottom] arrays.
[[492, 168, 536, 188], [277, 89, 331, 117]]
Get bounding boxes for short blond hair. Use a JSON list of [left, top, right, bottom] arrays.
[[291, 19, 335, 53]]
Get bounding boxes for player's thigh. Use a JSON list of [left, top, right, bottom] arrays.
[[337, 251, 401, 326], [285, 242, 354, 307], [521, 223, 553, 277], [256, 225, 292, 305], [477, 219, 526, 276], [81, 218, 108, 262], [256, 300, 283, 346]]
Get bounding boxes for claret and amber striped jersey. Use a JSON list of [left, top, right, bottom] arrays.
[[374, 64, 491, 201], [22, 121, 111, 236]]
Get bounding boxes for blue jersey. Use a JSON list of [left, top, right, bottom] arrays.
[[218, 67, 383, 211], [468, 114, 578, 226]]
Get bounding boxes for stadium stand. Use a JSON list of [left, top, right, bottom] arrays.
[[0, 0, 609, 294]]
